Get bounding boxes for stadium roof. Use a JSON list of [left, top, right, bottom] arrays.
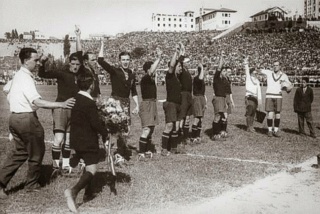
[[250, 7, 287, 18]]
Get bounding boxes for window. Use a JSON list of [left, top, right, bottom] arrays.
[[174, 18, 176, 21], [158, 24, 160, 27], [158, 18, 160, 21], [225, 20, 228, 24], [185, 24, 187, 28], [229, 21, 230, 24], [180, 18, 182, 22], [169, 18, 171, 21], [191, 25, 193, 28], [163, 24, 165, 27], [179, 24, 182, 27], [163, 18, 165, 21], [191, 19, 193, 22], [174, 24, 176, 27], [169, 24, 171, 27], [222, 13, 224, 17]]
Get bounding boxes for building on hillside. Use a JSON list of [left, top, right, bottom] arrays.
[[304, 0, 320, 19], [151, 11, 195, 32], [250, 7, 287, 22], [195, 8, 237, 31], [34, 30, 48, 40], [89, 33, 110, 40], [23, 32, 32, 40]]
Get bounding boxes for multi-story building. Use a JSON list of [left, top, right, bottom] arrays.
[[152, 11, 195, 32], [304, 0, 320, 19], [34, 30, 47, 40], [250, 7, 287, 22], [195, 8, 237, 31]]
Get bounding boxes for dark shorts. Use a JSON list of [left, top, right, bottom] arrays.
[[112, 96, 131, 125], [163, 101, 180, 123], [52, 108, 71, 132], [245, 96, 258, 117], [265, 98, 282, 112], [139, 100, 158, 127], [212, 96, 226, 113], [178, 91, 193, 120], [72, 151, 100, 166], [193, 95, 206, 117], [226, 94, 232, 114]]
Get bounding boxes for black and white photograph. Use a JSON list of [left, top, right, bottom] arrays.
[[0, 0, 320, 213]]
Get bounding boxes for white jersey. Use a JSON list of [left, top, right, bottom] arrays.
[[245, 64, 262, 105], [261, 69, 290, 98]]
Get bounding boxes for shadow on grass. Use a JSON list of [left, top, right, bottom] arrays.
[[91, 171, 131, 197], [234, 124, 268, 135], [281, 128, 300, 135]]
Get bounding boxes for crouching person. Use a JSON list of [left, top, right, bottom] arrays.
[[64, 72, 108, 213]]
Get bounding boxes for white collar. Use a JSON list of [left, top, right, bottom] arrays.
[[20, 66, 35, 78], [78, 91, 93, 100]]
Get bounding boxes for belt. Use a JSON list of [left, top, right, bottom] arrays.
[[142, 98, 156, 101], [12, 112, 35, 114]]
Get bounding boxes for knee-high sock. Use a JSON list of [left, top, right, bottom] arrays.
[[62, 143, 71, 167], [191, 124, 197, 139], [139, 137, 148, 153], [212, 121, 220, 135], [170, 130, 178, 149], [274, 118, 280, 132], [183, 122, 190, 140], [267, 119, 273, 132], [196, 119, 202, 138], [52, 145, 61, 168], [72, 171, 93, 196], [161, 132, 170, 150]]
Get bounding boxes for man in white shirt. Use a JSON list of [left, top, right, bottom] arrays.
[[0, 48, 75, 199], [259, 61, 291, 137]]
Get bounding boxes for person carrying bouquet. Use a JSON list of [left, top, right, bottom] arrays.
[[64, 72, 109, 213], [98, 40, 139, 161]]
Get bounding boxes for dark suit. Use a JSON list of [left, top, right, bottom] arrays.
[[70, 93, 108, 153], [293, 86, 315, 136]]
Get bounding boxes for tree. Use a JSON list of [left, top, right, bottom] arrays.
[[14, 29, 18, 39], [31, 31, 35, 40], [63, 34, 71, 58], [11, 29, 15, 39], [4, 32, 11, 39], [131, 47, 146, 59]]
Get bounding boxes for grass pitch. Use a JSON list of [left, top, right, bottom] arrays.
[[0, 85, 319, 213]]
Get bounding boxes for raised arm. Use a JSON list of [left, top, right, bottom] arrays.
[[198, 62, 204, 80], [97, 39, 114, 74], [168, 44, 180, 74], [75, 25, 82, 52], [148, 48, 162, 76], [243, 56, 250, 77]]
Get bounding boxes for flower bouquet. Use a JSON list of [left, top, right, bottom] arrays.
[[96, 97, 130, 135]]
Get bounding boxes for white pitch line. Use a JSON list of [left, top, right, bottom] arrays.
[[185, 153, 292, 167]]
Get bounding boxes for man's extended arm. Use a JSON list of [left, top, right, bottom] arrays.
[[97, 39, 115, 74]]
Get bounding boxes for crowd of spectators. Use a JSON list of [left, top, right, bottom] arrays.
[[1, 29, 320, 86]]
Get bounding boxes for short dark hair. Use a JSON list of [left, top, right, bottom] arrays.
[[77, 72, 94, 91], [221, 66, 231, 71], [19, 48, 37, 64], [143, 61, 153, 73], [83, 51, 94, 61], [302, 77, 309, 83], [249, 68, 256, 74], [119, 51, 131, 60], [69, 52, 79, 62]]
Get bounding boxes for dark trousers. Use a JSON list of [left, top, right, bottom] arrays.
[[0, 112, 45, 189], [297, 112, 315, 136]]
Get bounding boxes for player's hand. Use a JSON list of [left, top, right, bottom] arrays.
[[75, 25, 81, 36], [132, 106, 139, 115], [63, 98, 76, 109]]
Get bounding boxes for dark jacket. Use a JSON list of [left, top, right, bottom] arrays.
[[70, 93, 108, 152], [293, 86, 313, 113]]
